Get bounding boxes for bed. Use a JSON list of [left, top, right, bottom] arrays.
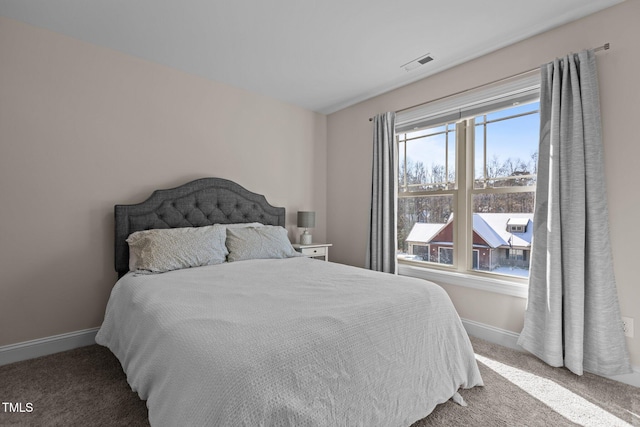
[[96, 177, 483, 426]]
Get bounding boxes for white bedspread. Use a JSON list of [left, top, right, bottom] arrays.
[[96, 257, 482, 426]]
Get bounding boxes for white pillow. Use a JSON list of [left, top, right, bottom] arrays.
[[127, 225, 227, 273], [226, 225, 299, 262]]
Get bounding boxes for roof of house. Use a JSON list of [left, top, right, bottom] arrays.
[[406, 222, 446, 244], [507, 217, 530, 226], [477, 213, 533, 248], [406, 212, 533, 249], [473, 214, 507, 248]]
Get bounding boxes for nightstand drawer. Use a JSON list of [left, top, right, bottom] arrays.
[[300, 247, 327, 257], [293, 243, 332, 261]]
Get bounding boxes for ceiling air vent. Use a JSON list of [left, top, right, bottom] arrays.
[[402, 54, 434, 72]]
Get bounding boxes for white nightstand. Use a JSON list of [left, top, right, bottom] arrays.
[[292, 243, 333, 261]]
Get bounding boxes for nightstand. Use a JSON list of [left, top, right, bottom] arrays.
[[292, 243, 332, 261]]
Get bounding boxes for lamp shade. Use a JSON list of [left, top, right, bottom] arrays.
[[297, 211, 316, 228]]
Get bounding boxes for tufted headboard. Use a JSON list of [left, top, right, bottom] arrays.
[[114, 177, 286, 277]]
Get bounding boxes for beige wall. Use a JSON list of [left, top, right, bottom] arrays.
[[0, 17, 327, 346], [327, 0, 640, 367]]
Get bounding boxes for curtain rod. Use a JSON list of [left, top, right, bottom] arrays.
[[368, 42, 610, 121]]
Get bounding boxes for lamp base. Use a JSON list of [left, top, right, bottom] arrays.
[[300, 232, 312, 245]]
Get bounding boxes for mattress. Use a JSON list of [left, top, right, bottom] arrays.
[[96, 257, 482, 426]]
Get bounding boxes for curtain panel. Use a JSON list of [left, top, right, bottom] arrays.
[[366, 112, 397, 273], [518, 50, 631, 376]]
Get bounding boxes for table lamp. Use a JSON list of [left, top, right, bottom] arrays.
[[297, 211, 315, 245]]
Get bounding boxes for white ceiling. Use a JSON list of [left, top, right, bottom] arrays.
[[0, 0, 623, 114]]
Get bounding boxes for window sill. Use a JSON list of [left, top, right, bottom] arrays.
[[397, 263, 529, 298]]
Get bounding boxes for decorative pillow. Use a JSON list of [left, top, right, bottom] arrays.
[[127, 225, 227, 273], [226, 225, 300, 262]]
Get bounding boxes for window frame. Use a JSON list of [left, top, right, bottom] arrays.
[[396, 97, 539, 298]]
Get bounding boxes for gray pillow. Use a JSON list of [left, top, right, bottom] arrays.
[[127, 225, 227, 273], [226, 226, 299, 262]]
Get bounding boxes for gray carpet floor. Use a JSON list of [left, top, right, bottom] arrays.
[[1, 336, 638, 426]]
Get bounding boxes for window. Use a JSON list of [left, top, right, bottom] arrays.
[[507, 249, 526, 261], [396, 74, 539, 282], [438, 247, 453, 265], [410, 244, 430, 261]]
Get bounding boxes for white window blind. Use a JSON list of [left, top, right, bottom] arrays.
[[395, 71, 540, 133]]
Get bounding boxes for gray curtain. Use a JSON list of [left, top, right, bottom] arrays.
[[366, 112, 397, 273], [518, 50, 631, 376]]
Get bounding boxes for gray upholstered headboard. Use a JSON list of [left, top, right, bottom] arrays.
[[114, 177, 286, 277]]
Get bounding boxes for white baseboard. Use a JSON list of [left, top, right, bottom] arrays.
[[606, 368, 640, 388], [461, 317, 640, 388], [0, 327, 99, 366], [461, 318, 522, 350]]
